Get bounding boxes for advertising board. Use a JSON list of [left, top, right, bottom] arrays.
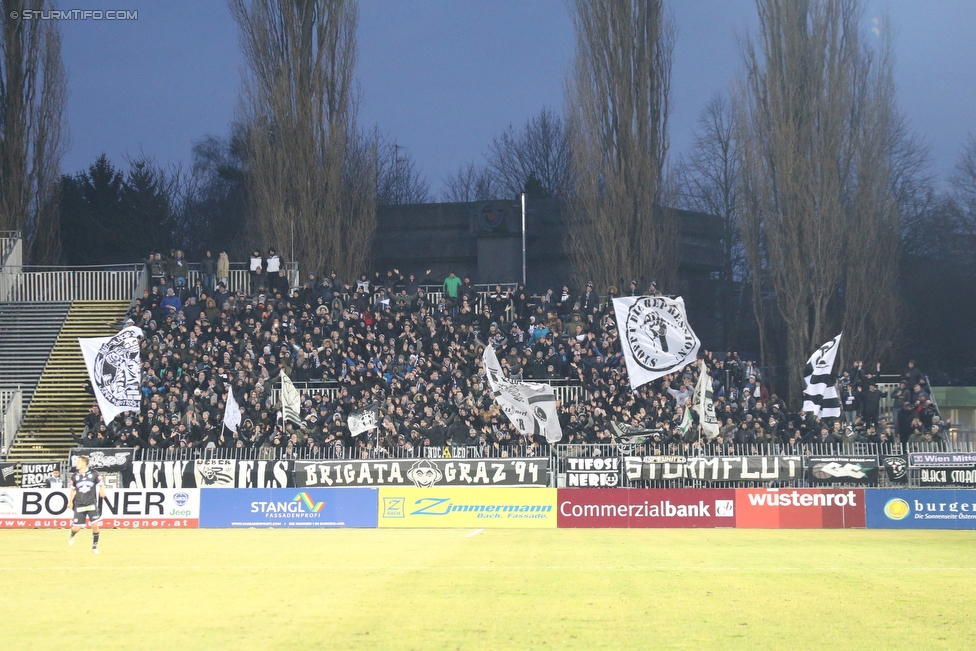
[[865, 489, 976, 529], [557, 488, 735, 528], [0, 488, 199, 528], [378, 487, 556, 528], [735, 488, 865, 528], [199, 488, 377, 528]]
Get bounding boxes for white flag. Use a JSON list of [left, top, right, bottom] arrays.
[[677, 401, 693, 436], [349, 402, 380, 436], [482, 345, 563, 443], [612, 296, 701, 389], [78, 326, 144, 424], [802, 333, 842, 418], [693, 360, 720, 439], [279, 372, 302, 425], [223, 387, 242, 433]]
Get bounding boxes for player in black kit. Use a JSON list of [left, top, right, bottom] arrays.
[[68, 455, 107, 553]]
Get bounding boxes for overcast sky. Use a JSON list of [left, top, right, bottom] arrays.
[[60, 0, 976, 194]]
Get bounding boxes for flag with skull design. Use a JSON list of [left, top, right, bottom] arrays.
[[79, 326, 144, 424]]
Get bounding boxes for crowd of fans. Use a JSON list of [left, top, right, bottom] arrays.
[[75, 249, 948, 458]]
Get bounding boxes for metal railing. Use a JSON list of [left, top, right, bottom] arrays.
[[133, 443, 542, 462], [148, 262, 300, 298], [554, 441, 976, 489], [0, 388, 24, 458], [551, 384, 584, 404], [367, 288, 516, 322], [2, 264, 142, 301], [269, 380, 585, 406], [0, 233, 23, 301], [1, 259, 299, 305], [0, 231, 19, 268], [128, 264, 149, 313], [271, 383, 341, 404]]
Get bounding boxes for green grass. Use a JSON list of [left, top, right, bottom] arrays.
[[1, 528, 973, 650]]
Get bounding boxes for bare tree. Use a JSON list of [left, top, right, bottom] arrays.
[[486, 107, 572, 200], [231, 0, 375, 279], [675, 94, 745, 349], [737, 0, 909, 405], [839, 23, 918, 366], [0, 0, 68, 263], [951, 135, 976, 220], [179, 126, 251, 256], [442, 161, 497, 203], [372, 130, 430, 205], [565, 0, 677, 293]]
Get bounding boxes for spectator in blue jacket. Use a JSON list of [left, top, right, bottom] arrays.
[[160, 287, 182, 314]]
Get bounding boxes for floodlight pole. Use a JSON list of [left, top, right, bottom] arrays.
[[521, 192, 527, 286]]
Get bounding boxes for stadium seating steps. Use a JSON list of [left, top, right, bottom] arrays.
[[6, 300, 129, 461], [0, 302, 70, 406]]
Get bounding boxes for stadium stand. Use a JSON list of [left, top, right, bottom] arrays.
[[0, 238, 962, 461], [66, 256, 955, 460]]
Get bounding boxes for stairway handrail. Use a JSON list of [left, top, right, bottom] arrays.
[[0, 387, 23, 459], [4, 263, 143, 272]]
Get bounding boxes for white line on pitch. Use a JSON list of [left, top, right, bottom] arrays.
[[4, 565, 976, 572], [466, 529, 484, 538]]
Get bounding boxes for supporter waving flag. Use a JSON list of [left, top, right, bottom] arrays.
[[677, 402, 693, 437], [79, 326, 144, 424], [349, 402, 380, 437], [802, 333, 842, 418], [482, 345, 563, 443], [222, 387, 242, 433], [611, 295, 701, 389], [693, 360, 720, 439], [280, 372, 302, 425]]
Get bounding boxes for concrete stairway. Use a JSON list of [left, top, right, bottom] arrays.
[[0, 302, 71, 406], [7, 301, 129, 461]]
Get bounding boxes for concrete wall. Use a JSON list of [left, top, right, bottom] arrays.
[[374, 199, 724, 292]]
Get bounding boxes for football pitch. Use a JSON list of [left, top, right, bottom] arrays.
[[1, 529, 973, 650]]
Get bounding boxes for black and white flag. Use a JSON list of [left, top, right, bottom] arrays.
[[483, 345, 563, 443], [349, 402, 380, 437], [883, 455, 908, 483], [802, 333, 842, 418], [279, 372, 302, 425], [0, 462, 17, 487], [693, 360, 720, 439], [609, 421, 660, 452], [79, 326, 144, 424], [611, 296, 701, 389]]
